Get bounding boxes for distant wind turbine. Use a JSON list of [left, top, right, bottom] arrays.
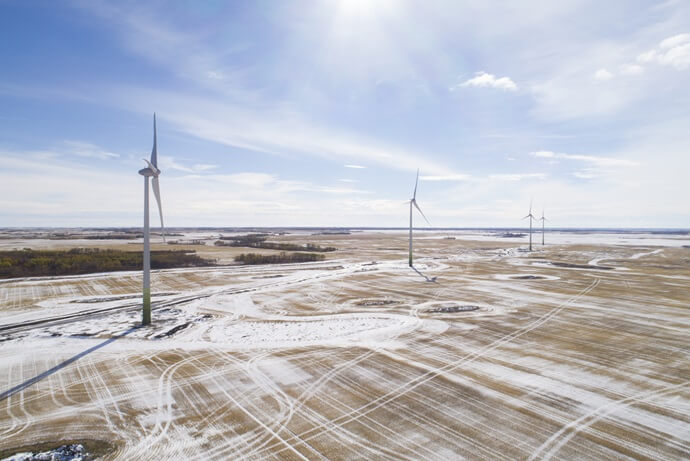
[[522, 200, 535, 251], [540, 209, 547, 245], [408, 170, 431, 267], [138, 113, 165, 325]]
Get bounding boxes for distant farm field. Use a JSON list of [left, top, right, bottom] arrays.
[[0, 230, 688, 460]]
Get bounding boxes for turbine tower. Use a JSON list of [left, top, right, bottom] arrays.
[[540, 209, 547, 245], [138, 113, 165, 325], [408, 170, 431, 267], [522, 200, 535, 251]]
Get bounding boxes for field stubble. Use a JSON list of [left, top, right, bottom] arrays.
[[0, 232, 689, 460]]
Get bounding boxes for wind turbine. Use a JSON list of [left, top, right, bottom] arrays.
[[540, 209, 547, 245], [522, 200, 535, 251], [138, 113, 165, 326], [408, 170, 431, 267]]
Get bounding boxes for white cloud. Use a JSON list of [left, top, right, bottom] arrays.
[[454, 71, 517, 91], [62, 140, 119, 159], [206, 71, 224, 80], [489, 173, 546, 181], [314, 186, 370, 195], [531, 29, 690, 120], [573, 170, 597, 179], [594, 68, 614, 81], [0, 148, 380, 226], [420, 174, 471, 181], [147, 92, 457, 176], [530, 150, 639, 166], [637, 33, 690, 70], [163, 156, 218, 173], [660, 33, 690, 50]]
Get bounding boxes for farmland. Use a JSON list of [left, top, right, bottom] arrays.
[[0, 230, 689, 460]]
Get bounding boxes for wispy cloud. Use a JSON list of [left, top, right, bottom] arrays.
[[489, 173, 546, 181], [420, 174, 471, 181], [573, 170, 597, 179], [530, 150, 639, 166], [344, 164, 366, 169], [62, 140, 119, 159], [205, 71, 224, 80], [119, 88, 459, 176], [163, 156, 217, 174], [453, 71, 518, 91]]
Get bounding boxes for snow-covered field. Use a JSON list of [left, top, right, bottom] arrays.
[[1, 231, 689, 460]]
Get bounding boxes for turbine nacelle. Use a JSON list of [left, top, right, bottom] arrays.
[[139, 158, 160, 176], [410, 198, 431, 226]]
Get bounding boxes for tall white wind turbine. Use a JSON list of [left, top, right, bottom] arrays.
[[522, 200, 535, 251], [138, 113, 165, 325], [540, 209, 547, 245], [408, 170, 431, 267]]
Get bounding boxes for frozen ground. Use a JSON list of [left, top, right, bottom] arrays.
[[0, 231, 689, 460]]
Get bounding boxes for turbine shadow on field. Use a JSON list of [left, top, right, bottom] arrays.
[[411, 265, 437, 283], [0, 326, 140, 402]]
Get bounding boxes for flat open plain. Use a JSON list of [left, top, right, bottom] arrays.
[[1, 231, 689, 460]]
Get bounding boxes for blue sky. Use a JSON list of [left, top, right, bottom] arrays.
[[1, 0, 689, 228]]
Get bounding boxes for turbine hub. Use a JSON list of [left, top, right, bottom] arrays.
[[140, 158, 161, 176]]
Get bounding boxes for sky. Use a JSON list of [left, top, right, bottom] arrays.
[[0, 0, 689, 228]]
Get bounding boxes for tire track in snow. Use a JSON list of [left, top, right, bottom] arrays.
[[530, 380, 690, 461], [269, 278, 601, 454]]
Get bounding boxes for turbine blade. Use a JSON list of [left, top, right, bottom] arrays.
[[152, 176, 165, 242], [413, 169, 419, 199], [151, 113, 158, 168], [529, 198, 533, 214], [412, 200, 431, 226], [522, 214, 530, 220]]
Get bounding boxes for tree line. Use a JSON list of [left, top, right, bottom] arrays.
[[215, 233, 336, 252], [0, 248, 215, 279], [234, 252, 325, 265]]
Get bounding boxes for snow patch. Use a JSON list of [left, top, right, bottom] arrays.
[[630, 249, 663, 259], [206, 313, 420, 349]]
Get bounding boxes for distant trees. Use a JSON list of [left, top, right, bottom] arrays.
[[0, 248, 216, 279], [215, 234, 336, 252], [234, 252, 325, 265]]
